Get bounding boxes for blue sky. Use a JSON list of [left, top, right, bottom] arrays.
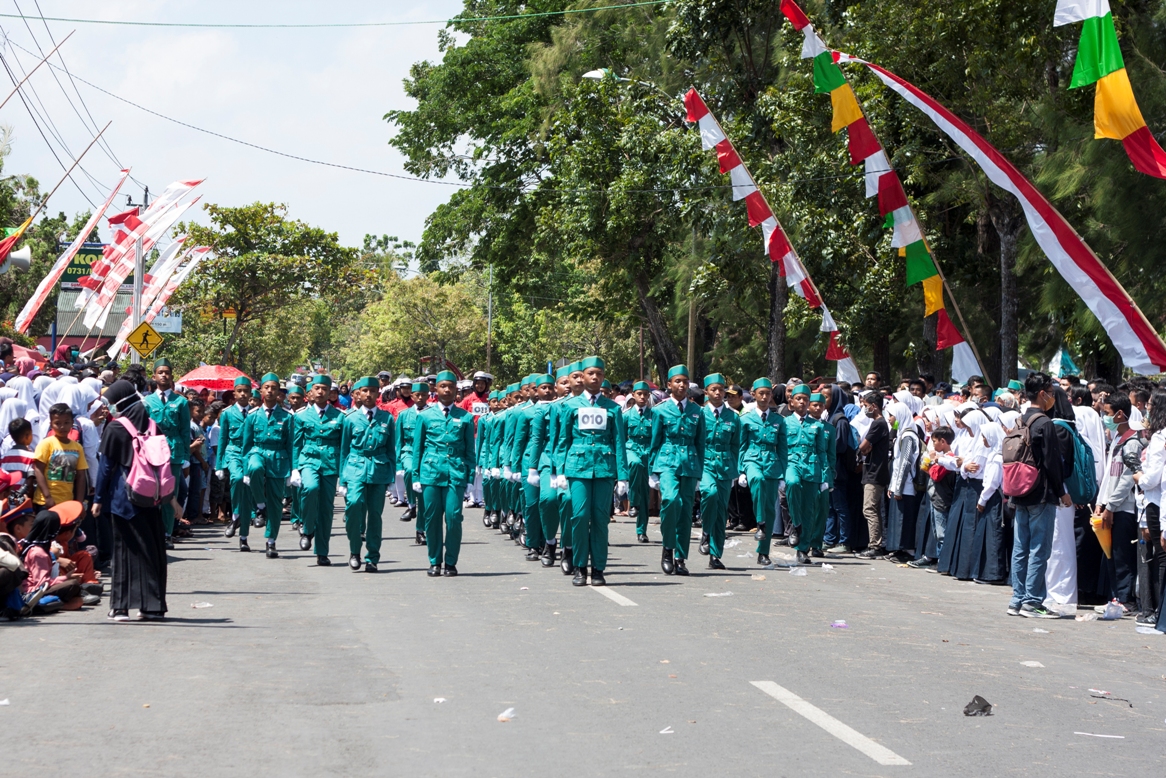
[[0, 1, 467, 248]]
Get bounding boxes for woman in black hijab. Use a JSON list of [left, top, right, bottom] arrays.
[[94, 379, 167, 621]]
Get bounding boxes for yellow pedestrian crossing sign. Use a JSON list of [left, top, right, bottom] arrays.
[[127, 320, 164, 358]]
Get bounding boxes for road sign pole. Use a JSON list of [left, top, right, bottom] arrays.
[[130, 235, 143, 365]]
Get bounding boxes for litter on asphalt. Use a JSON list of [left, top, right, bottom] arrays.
[[789, 567, 807, 576], [497, 707, 515, 722], [191, 602, 213, 609], [830, 620, 848, 629], [434, 698, 446, 703], [659, 726, 673, 734], [963, 695, 993, 716], [704, 592, 733, 598], [1020, 661, 1044, 667]]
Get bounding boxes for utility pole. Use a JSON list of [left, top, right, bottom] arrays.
[[486, 264, 493, 373], [686, 226, 698, 377], [125, 187, 149, 365]]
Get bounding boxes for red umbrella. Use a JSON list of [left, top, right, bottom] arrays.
[[175, 364, 255, 392]]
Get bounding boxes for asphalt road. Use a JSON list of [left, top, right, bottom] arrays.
[[5, 501, 1165, 777]]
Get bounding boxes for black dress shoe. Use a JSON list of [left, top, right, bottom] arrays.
[[572, 566, 588, 586], [628, 507, 638, 519], [253, 506, 267, 528], [317, 555, 331, 566], [299, 534, 312, 551], [427, 564, 441, 576], [442, 565, 458, 577], [796, 550, 811, 565], [708, 557, 726, 570], [698, 532, 710, 555], [365, 562, 377, 573], [265, 541, 279, 559], [787, 529, 800, 548], [590, 569, 606, 586], [164, 536, 175, 550], [225, 518, 238, 538], [661, 548, 675, 575], [757, 554, 771, 566], [636, 533, 649, 543], [674, 557, 689, 576], [490, 512, 501, 529], [525, 547, 541, 561], [810, 548, 825, 558], [415, 531, 426, 545], [239, 538, 250, 553], [541, 546, 556, 567], [561, 549, 575, 575], [348, 554, 362, 570], [754, 528, 765, 541]]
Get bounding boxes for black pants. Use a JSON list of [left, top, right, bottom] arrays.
[[1109, 510, 1139, 606], [1140, 503, 1166, 618]]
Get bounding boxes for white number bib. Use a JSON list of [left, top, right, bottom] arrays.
[[577, 407, 608, 431], [471, 402, 489, 415]]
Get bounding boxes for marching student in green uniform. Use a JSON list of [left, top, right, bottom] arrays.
[[737, 378, 788, 566], [292, 374, 345, 565], [395, 381, 429, 544], [783, 384, 829, 566], [624, 381, 654, 543], [531, 366, 571, 566], [241, 373, 295, 559], [413, 371, 476, 576], [340, 377, 395, 572], [809, 392, 835, 559], [518, 374, 555, 560], [144, 358, 190, 543], [556, 356, 628, 586], [285, 383, 306, 533], [478, 391, 499, 525], [553, 361, 586, 574], [697, 373, 741, 569], [648, 365, 705, 576], [220, 376, 254, 543], [485, 387, 515, 529]]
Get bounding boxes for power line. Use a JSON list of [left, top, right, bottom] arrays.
[[0, 1, 672, 30]]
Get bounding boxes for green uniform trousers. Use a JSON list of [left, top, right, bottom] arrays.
[[523, 479, 545, 549], [627, 460, 650, 536], [299, 468, 337, 556], [423, 484, 465, 566], [787, 480, 825, 552], [228, 463, 253, 534], [699, 473, 732, 559], [745, 466, 779, 557], [289, 484, 300, 525], [161, 462, 182, 535], [810, 486, 830, 552], [569, 477, 614, 571], [538, 472, 560, 545], [659, 471, 699, 559], [245, 453, 286, 541], [558, 487, 573, 550], [344, 480, 385, 564], [483, 477, 496, 512], [401, 466, 424, 533]]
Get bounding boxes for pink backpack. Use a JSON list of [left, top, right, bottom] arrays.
[[114, 416, 175, 507]]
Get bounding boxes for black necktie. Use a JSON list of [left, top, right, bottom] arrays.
[[367, 409, 374, 422], [591, 395, 597, 406], [444, 406, 450, 418], [266, 407, 274, 419], [762, 410, 768, 422], [641, 407, 645, 417], [319, 407, 326, 419], [715, 408, 720, 421]]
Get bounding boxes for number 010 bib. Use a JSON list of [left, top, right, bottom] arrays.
[[577, 407, 608, 431]]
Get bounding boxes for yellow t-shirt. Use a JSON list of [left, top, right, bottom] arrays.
[[33, 436, 88, 506]]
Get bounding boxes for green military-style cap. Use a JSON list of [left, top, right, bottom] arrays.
[[153, 358, 171, 370], [310, 374, 332, 388], [286, 384, 305, 396], [703, 373, 726, 389], [251, 389, 261, 399], [667, 365, 689, 380], [569, 361, 583, 374], [534, 374, 553, 386], [554, 364, 571, 380], [412, 381, 427, 393], [260, 372, 280, 386], [791, 384, 811, 397], [633, 381, 650, 392], [580, 355, 605, 371], [601, 379, 612, 390], [520, 375, 533, 387], [435, 370, 457, 384], [507, 383, 520, 395], [1008, 379, 1023, 391], [810, 392, 824, 403], [352, 376, 378, 391], [233, 376, 252, 388], [488, 390, 497, 400], [752, 377, 773, 391]]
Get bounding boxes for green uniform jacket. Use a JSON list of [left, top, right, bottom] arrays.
[[475, 413, 493, 471], [218, 402, 249, 471], [512, 401, 544, 475], [340, 407, 395, 485], [557, 393, 628, 481], [784, 413, 827, 485], [293, 404, 345, 476], [523, 402, 555, 474], [702, 404, 742, 481], [541, 396, 574, 475], [241, 405, 295, 478], [413, 404, 476, 487], [738, 407, 788, 480], [623, 405, 653, 467], [501, 401, 528, 472], [144, 390, 191, 465], [396, 404, 425, 472], [648, 399, 706, 478], [820, 420, 837, 488], [483, 409, 506, 471]]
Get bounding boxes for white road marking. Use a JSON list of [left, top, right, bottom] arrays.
[[750, 681, 911, 766], [593, 587, 638, 606]]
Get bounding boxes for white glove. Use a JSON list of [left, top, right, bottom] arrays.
[[491, 467, 501, 479], [243, 475, 251, 486], [513, 471, 523, 483], [476, 466, 483, 476], [778, 480, 787, 493], [616, 480, 629, 497], [396, 470, 405, 477], [338, 484, 347, 498], [737, 474, 747, 488], [289, 469, 302, 488], [527, 469, 540, 486], [502, 466, 513, 481], [820, 482, 830, 492], [215, 469, 225, 480], [555, 475, 569, 491], [648, 474, 660, 491], [412, 482, 423, 494]]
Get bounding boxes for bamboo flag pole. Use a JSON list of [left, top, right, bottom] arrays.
[[0, 31, 74, 114]]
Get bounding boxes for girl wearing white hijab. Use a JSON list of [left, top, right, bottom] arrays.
[[61, 383, 101, 471], [885, 402, 923, 557], [939, 407, 990, 578], [6, 376, 39, 427], [36, 376, 76, 439], [970, 422, 1009, 583], [32, 374, 52, 404]]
